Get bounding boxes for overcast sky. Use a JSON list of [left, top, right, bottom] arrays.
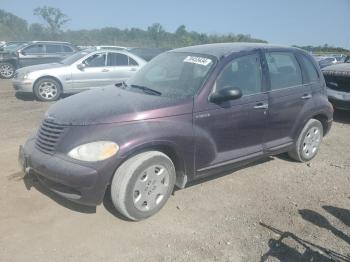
[[1, 0, 349, 48]]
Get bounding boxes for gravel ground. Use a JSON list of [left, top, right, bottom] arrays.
[[0, 79, 349, 262]]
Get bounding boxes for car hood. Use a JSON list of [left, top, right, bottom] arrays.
[[45, 86, 193, 125], [18, 63, 66, 73], [322, 63, 350, 74]]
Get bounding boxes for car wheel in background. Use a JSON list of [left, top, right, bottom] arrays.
[[288, 119, 323, 162], [33, 77, 62, 102], [0, 62, 16, 79], [110, 151, 176, 221]]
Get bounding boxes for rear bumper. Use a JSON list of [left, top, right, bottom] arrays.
[[327, 88, 350, 110], [20, 137, 120, 206], [12, 79, 33, 93]]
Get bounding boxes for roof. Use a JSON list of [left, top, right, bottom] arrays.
[[29, 41, 72, 44], [171, 42, 298, 58]]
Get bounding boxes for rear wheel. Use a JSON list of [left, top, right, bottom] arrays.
[[33, 77, 62, 102], [288, 119, 323, 162], [110, 151, 176, 221], [0, 62, 15, 79]]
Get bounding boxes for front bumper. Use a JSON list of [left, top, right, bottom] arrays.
[[327, 88, 350, 110], [12, 79, 33, 93], [20, 137, 120, 206]]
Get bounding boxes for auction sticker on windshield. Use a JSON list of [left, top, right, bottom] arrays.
[[184, 56, 212, 66]]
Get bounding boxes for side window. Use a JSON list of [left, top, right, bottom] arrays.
[[46, 44, 62, 54], [215, 54, 262, 96], [107, 53, 129, 66], [300, 55, 319, 83], [129, 57, 138, 66], [63, 45, 73, 53], [266, 52, 302, 90], [84, 53, 106, 67], [23, 44, 44, 54]]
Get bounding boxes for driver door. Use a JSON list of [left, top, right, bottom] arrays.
[[71, 52, 111, 90], [194, 52, 269, 175]]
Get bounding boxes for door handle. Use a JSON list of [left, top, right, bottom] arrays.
[[301, 94, 312, 99], [129, 68, 137, 71], [101, 69, 109, 72], [254, 103, 269, 109]]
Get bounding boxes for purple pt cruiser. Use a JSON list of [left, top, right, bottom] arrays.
[[19, 43, 333, 220]]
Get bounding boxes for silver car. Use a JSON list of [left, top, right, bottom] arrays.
[[13, 49, 147, 101]]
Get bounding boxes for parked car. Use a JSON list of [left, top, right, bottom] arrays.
[[19, 43, 333, 221], [128, 47, 170, 61], [0, 41, 78, 79], [13, 49, 147, 101], [322, 63, 350, 110], [315, 56, 338, 69]]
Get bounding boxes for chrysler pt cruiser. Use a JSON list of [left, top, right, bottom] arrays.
[[19, 43, 333, 220]]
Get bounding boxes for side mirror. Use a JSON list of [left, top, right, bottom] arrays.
[[20, 50, 26, 56], [77, 63, 86, 71], [209, 87, 242, 103]]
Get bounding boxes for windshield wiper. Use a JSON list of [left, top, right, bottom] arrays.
[[115, 80, 128, 89], [129, 84, 162, 96]]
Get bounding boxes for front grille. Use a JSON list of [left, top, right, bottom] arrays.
[[35, 120, 66, 154]]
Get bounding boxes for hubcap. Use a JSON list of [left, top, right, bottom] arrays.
[[0, 64, 14, 78], [132, 165, 170, 212], [302, 126, 321, 159], [38, 81, 58, 100]]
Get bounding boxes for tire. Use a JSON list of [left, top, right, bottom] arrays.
[[33, 77, 62, 102], [0, 62, 16, 79], [288, 119, 323, 162], [111, 151, 176, 221]]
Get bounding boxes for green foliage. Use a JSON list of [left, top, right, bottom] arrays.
[[294, 45, 349, 54], [33, 6, 70, 39], [0, 7, 268, 48]]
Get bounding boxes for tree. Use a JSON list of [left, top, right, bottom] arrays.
[[147, 23, 165, 47], [33, 6, 70, 39]]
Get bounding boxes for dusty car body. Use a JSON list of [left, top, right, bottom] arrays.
[[19, 43, 333, 220], [13, 49, 147, 101]]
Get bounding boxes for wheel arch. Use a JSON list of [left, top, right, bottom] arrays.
[[0, 59, 17, 67], [311, 113, 331, 136], [113, 141, 188, 189], [33, 75, 63, 93]]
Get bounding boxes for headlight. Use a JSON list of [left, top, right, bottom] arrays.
[[68, 141, 119, 162]]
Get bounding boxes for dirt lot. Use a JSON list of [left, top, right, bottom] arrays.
[[0, 79, 349, 262]]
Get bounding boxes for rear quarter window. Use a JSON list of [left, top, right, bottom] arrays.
[[300, 55, 319, 83], [63, 45, 74, 53]]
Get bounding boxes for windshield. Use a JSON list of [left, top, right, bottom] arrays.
[[126, 52, 216, 99], [3, 43, 27, 52], [60, 51, 90, 65]]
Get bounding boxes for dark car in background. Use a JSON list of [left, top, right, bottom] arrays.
[[19, 43, 333, 221], [322, 63, 350, 110], [0, 41, 78, 79]]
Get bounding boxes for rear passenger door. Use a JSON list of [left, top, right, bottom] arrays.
[[264, 51, 312, 151], [107, 52, 140, 81], [45, 44, 65, 64]]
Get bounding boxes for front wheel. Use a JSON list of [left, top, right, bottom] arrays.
[[33, 77, 62, 102], [110, 151, 176, 221], [0, 62, 16, 79], [288, 119, 323, 162]]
